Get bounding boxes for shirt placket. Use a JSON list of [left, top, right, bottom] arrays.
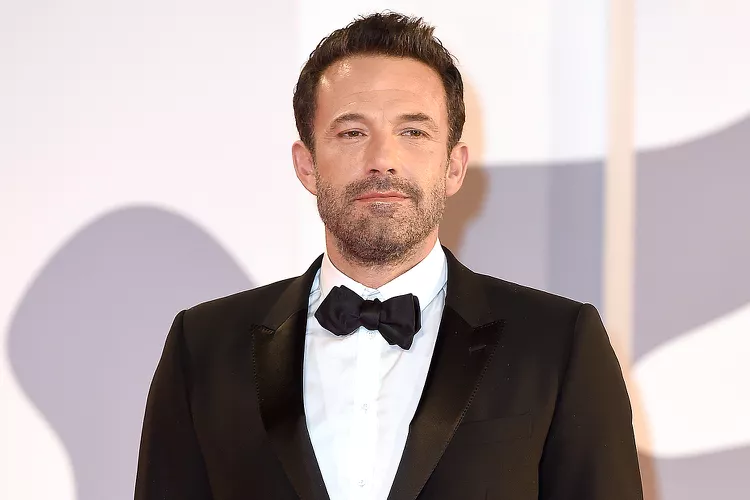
[[348, 288, 381, 499]]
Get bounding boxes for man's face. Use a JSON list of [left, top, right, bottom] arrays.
[[298, 55, 462, 265]]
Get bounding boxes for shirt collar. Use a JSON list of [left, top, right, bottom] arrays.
[[318, 239, 447, 312]]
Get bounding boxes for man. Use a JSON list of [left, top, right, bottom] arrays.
[[135, 12, 643, 500]]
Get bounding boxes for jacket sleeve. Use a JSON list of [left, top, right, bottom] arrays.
[[538, 303, 643, 500], [135, 310, 213, 500]]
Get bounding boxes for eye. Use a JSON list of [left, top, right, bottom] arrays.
[[339, 130, 365, 138], [402, 129, 427, 138]]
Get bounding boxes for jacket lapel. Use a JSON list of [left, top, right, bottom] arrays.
[[387, 248, 506, 500], [252, 248, 505, 500], [252, 256, 330, 500]]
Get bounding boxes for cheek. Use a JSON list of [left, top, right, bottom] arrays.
[[410, 174, 445, 202], [402, 141, 447, 168], [399, 142, 438, 164], [315, 147, 363, 177], [313, 163, 348, 194]]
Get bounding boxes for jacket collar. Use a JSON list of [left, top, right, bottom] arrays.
[[260, 247, 502, 331]]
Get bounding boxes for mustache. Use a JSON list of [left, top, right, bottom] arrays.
[[344, 176, 423, 201]]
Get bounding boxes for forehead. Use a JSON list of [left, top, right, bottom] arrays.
[[315, 55, 447, 123]]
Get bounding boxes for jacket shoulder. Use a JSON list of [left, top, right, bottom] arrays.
[[181, 276, 298, 333], [464, 269, 600, 374], [470, 267, 587, 323], [444, 248, 587, 325]]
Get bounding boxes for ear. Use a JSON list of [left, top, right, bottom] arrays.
[[292, 140, 317, 195], [445, 142, 469, 197]]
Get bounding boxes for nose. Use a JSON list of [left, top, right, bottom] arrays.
[[365, 132, 399, 175]]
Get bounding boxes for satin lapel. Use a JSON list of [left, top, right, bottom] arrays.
[[252, 255, 329, 500], [387, 248, 506, 500], [386, 310, 504, 500]]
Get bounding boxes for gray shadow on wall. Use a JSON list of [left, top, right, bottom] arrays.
[[441, 160, 604, 309], [7, 206, 254, 500], [633, 115, 750, 499], [635, 114, 750, 359], [640, 448, 750, 500]]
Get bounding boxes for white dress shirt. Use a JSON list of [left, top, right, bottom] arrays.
[[303, 240, 448, 500]]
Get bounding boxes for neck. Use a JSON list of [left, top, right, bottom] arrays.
[[325, 231, 439, 289]]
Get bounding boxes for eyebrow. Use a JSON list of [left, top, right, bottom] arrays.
[[327, 112, 440, 133], [397, 113, 440, 132], [327, 112, 367, 133]]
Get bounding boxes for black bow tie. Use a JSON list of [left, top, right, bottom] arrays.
[[314, 285, 422, 350]]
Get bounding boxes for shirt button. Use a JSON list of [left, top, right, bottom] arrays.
[[358, 479, 366, 487], [361, 403, 368, 411]]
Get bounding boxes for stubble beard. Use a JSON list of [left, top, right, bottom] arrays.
[[315, 171, 446, 267]]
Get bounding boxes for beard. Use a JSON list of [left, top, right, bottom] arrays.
[[315, 170, 446, 266]]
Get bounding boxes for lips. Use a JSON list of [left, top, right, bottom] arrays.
[[355, 191, 409, 201]]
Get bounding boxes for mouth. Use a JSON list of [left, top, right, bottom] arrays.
[[354, 191, 410, 202]]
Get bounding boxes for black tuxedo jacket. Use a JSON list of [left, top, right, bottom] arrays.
[[135, 248, 643, 500]]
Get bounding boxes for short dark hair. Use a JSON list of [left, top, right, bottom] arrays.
[[293, 12, 465, 154]]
